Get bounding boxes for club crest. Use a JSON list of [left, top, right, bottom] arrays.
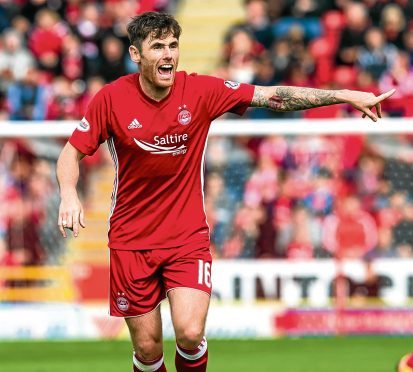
[[116, 295, 129, 311], [178, 105, 192, 125]]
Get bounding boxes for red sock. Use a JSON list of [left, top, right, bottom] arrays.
[[133, 352, 167, 372], [175, 337, 208, 372]]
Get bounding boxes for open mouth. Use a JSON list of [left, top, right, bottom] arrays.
[[158, 64, 173, 78]]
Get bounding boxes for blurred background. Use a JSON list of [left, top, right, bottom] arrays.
[[1, 0, 413, 371]]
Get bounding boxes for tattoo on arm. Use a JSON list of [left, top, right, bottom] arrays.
[[251, 86, 341, 112]]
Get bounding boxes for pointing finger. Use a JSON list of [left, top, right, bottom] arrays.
[[377, 89, 396, 102]]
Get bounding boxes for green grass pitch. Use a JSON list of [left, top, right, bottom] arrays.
[[1, 337, 412, 371]]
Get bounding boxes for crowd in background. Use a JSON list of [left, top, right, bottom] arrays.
[[217, 0, 413, 119], [0, 0, 413, 120], [203, 0, 413, 260], [1, 0, 413, 266], [205, 134, 413, 260], [0, 0, 178, 120], [0, 139, 64, 266]]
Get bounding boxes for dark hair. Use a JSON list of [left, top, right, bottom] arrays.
[[127, 12, 182, 52]]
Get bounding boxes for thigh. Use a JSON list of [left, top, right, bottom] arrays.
[[168, 287, 210, 337], [110, 249, 166, 317], [164, 244, 212, 337], [125, 306, 163, 358]]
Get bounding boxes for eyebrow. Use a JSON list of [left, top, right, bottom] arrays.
[[150, 40, 178, 47]]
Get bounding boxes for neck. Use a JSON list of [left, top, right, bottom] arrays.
[[138, 74, 171, 101]]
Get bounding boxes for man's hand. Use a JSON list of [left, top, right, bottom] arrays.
[[340, 88, 396, 122], [58, 191, 85, 238]]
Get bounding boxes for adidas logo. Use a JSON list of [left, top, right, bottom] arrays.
[[128, 119, 142, 129]]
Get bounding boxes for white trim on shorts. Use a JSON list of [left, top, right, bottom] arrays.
[[166, 286, 211, 298]]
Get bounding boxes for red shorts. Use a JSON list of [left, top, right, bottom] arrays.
[[109, 242, 212, 317]]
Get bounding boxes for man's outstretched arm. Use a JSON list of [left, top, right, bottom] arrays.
[[56, 142, 86, 238], [251, 86, 396, 122]]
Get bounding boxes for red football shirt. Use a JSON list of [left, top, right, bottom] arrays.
[[69, 72, 254, 250]]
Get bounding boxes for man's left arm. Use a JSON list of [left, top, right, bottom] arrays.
[[250, 86, 396, 122]]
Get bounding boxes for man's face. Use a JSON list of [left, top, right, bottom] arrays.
[[130, 32, 179, 90]]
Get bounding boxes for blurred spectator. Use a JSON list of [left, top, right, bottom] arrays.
[[241, 0, 273, 49], [0, 28, 34, 82], [336, 2, 370, 66], [244, 154, 278, 207], [380, 52, 413, 99], [376, 191, 405, 229], [270, 38, 291, 76], [356, 155, 384, 209], [7, 68, 49, 120], [9, 15, 31, 42], [322, 196, 378, 259], [280, 205, 322, 259], [225, 203, 263, 258], [71, 2, 104, 77], [357, 27, 398, 80], [46, 76, 81, 120], [28, 9, 67, 75], [99, 35, 128, 82], [223, 27, 264, 83], [61, 33, 84, 81], [302, 167, 334, 217], [380, 3, 406, 49]]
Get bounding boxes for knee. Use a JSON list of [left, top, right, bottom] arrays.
[[176, 326, 204, 349], [135, 339, 163, 361]]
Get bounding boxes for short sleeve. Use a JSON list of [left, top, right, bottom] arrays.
[[69, 87, 111, 156], [196, 75, 255, 120]]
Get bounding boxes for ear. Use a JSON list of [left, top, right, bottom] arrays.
[[129, 45, 141, 63]]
